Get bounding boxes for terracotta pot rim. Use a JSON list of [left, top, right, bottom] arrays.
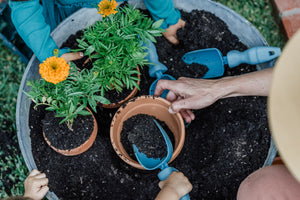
[[110, 95, 185, 169], [43, 107, 98, 156], [101, 67, 141, 109]]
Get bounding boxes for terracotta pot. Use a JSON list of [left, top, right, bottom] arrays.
[[110, 95, 185, 169], [101, 67, 141, 109], [43, 107, 98, 156], [84, 56, 141, 109]]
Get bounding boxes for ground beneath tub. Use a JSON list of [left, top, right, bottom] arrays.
[[29, 9, 271, 200]]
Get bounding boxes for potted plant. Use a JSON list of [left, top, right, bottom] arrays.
[[25, 52, 109, 156], [110, 95, 185, 169], [74, 0, 164, 108], [16, 1, 278, 199]]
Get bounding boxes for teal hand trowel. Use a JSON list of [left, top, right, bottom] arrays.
[[143, 39, 176, 98], [182, 46, 281, 79], [133, 118, 190, 200]]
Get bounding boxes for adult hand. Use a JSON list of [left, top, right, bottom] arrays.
[[154, 77, 223, 123], [61, 52, 84, 62], [158, 172, 192, 199], [162, 19, 186, 45], [24, 169, 49, 200]]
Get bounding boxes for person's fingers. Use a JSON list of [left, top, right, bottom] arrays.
[[39, 185, 49, 196], [35, 177, 49, 187], [34, 173, 47, 179], [158, 180, 166, 189], [171, 95, 208, 112], [179, 109, 195, 123], [185, 109, 195, 121], [29, 169, 40, 177], [168, 95, 184, 114], [61, 52, 84, 62], [154, 79, 178, 97], [178, 19, 186, 28], [170, 98, 191, 113], [179, 110, 191, 123], [164, 34, 179, 45], [165, 90, 178, 102]]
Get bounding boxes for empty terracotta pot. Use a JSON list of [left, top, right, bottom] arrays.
[[43, 107, 98, 156], [110, 95, 185, 169]]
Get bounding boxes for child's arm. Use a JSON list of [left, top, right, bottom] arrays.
[[155, 172, 192, 200], [9, 0, 69, 62], [143, 0, 185, 45]]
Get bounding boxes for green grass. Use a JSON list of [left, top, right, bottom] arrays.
[[214, 0, 286, 48], [0, 40, 28, 198], [0, 0, 285, 198]]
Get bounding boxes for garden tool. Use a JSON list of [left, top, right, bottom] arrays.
[[133, 118, 190, 200], [182, 46, 281, 78], [144, 40, 190, 127], [144, 40, 176, 98]]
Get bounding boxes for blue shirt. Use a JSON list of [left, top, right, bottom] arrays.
[[9, 0, 180, 62]]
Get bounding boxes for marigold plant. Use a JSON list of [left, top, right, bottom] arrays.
[[97, 0, 118, 17], [74, 4, 164, 98], [25, 59, 110, 130]]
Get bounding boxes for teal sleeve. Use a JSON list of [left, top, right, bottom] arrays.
[[143, 0, 181, 29], [9, 0, 69, 62]]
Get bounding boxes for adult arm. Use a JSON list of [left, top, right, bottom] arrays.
[[154, 68, 273, 122]]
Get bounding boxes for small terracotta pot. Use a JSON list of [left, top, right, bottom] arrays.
[[101, 67, 141, 109], [84, 56, 140, 109], [110, 95, 185, 169], [43, 107, 98, 156]]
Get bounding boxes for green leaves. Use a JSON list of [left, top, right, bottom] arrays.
[[27, 5, 164, 128], [25, 63, 110, 128], [75, 4, 164, 97]]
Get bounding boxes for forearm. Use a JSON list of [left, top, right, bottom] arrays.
[[216, 68, 273, 99]]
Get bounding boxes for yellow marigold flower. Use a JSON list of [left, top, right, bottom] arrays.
[[39, 57, 70, 84], [98, 0, 118, 18]]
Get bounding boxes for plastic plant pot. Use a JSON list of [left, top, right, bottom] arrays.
[[110, 95, 185, 170]]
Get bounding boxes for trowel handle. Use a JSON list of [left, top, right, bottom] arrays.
[[158, 167, 190, 200], [226, 46, 281, 68], [143, 39, 168, 79]]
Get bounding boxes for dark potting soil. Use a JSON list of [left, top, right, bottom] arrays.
[[120, 114, 174, 160], [42, 110, 94, 150], [29, 9, 271, 200]]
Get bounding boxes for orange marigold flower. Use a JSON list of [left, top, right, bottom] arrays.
[[98, 0, 118, 18], [39, 57, 70, 84]]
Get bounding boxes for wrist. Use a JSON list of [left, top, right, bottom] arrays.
[[214, 77, 239, 99]]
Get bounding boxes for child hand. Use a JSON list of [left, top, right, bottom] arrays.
[[158, 172, 192, 199], [162, 19, 186, 45], [23, 169, 49, 200], [61, 52, 84, 62]]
